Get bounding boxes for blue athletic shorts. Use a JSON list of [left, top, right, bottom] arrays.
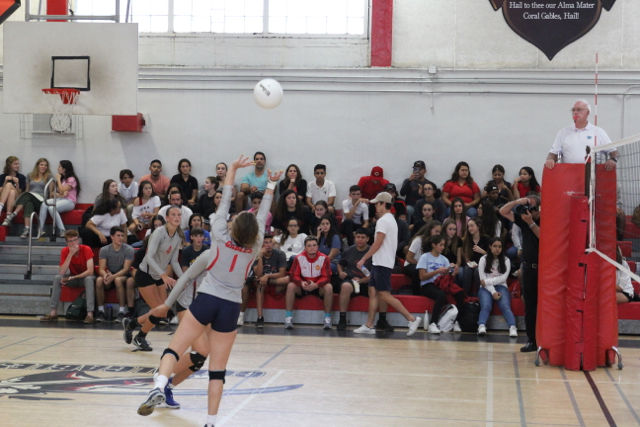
[[370, 265, 392, 292], [188, 292, 240, 333]]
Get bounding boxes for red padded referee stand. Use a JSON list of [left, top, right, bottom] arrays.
[[538, 164, 618, 370]]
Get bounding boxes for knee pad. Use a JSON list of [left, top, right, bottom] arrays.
[[189, 351, 207, 372], [161, 348, 180, 362], [208, 369, 226, 384], [148, 314, 161, 325]]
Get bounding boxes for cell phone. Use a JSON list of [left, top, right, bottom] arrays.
[[467, 261, 478, 268], [413, 167, 420, 174]]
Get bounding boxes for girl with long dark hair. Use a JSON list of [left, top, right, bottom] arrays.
[[37, 160, 81, 239], [513, 167, 541, 198], [442, 161, 481, 217]]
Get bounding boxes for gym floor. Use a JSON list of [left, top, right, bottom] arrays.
[[1, 316, 639, 427]]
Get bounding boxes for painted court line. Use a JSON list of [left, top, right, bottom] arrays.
[[559, 367, 586, 427], [486, 343, 494, 427], [12, 338, 73, 360], [259, 344, 290, 369], [584, 371, 617, 427], [604, 368, 640, 425], [218, 370, 284, 426], [0, 336, 34, 350], [512, 353, 527, 427]]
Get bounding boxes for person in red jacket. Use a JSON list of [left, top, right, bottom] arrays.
[[357, 166, 389, 201], [284, 235, 333, 330]]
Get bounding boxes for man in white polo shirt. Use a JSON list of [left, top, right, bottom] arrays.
[[354, 192, 421, 336], [545, 99, 618, 170]]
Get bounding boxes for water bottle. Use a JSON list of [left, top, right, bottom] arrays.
[[352, 279, 361, 294], [360, 265, 370, 277], [106, 305, 113, 321]]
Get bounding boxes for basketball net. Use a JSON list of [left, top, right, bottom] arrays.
[[42, 88, 79, 133]]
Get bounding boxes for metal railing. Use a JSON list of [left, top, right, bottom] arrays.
[[24, 211, 39, 280], [43, 178, 58, 242]]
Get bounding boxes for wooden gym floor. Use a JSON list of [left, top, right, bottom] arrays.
[[1, 316, 640, 427]]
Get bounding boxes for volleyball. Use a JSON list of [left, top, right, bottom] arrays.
[[254, 78, 283, 109]]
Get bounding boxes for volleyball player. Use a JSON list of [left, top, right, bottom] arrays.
[[137, 155, 282, 427]]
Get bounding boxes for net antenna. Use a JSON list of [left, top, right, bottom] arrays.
[[41, 88, 79, 133], [588, 132, 640, 283]]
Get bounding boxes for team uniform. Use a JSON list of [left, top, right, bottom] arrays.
[[136, 226, 183, 288]]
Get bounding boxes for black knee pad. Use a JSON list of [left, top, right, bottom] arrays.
[[161, 348, 180, 362], [148, 314, 161, 325], [208, 369, 226, 384], [189, 351, 207, 372]]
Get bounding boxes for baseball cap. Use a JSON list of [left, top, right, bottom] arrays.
[[384, 183, 397, 193], [413, 160, 426, 169], [370, 192, 393, 204], [485, 182, 499, 192], [371, 166, 383, 178]]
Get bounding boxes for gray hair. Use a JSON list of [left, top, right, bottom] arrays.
[[575, 99, 591, 112]]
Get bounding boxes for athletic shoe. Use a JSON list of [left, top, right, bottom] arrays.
[[353, 325, 375, 334], [375, 319, 394, 332], [137, 387, 165, 416], [20, 228, 30, 239], [31, 229, 45, 240], [96, 311, 105, 322], [158, 317, 169, 325], [284, 316, 293, 329], [170, 316, 179, 325], [58, 229, 66, 238], [115, 312, 125, 323], [453, 321, 462, 332], [520, 342, 537, 353], [407, 317, 422, 336], [163, 378, 180, 409], [255, 316, 264, 329], [323, 317, 332, 330], [478, 324, 487, 336], [509, 325, 518, 338], [123, 318, 133, 344], [427, 323, 441, 334], [337, 318, 347, 331], [237, 312, 244, 326], [2, 212, 15, 226], [133, 335, 153, 351], [83, 313, 95, 324]]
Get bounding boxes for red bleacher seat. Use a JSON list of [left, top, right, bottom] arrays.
[[0, 203, 91, 226], [619, 241, 632, 258]]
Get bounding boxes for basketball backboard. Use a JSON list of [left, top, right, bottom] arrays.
[[3, 22, 138, 115]]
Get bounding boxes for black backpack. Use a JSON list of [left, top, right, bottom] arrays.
[[458, 301, 481, 333], [65, 293, 87, 321]]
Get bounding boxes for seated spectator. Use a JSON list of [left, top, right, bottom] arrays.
[[81, 198, 128, 248], [284, 236, 333, 329], [477, 199, 502, 238], [400, 160, 437, 218], [184, 213, 211, 246], [38, 160, 80, 239], [118, 169, 138, 205], [0, 156, 26, 220], [410, 201, 436, 236], [93, 179, 127, 214], [403, 223, 434, 295], [195, 176, 220, 226], [273, 218, 308, 268], [3, 158, 50, 238], [336, 228, 372, 330], [616, 247, 636, 304], [413, 181, 445, 224], [447, 197, 469, 238], [209, 190, 228, 221], [129, 180, 161, 236], [442, 161, 481, 217], [316, 214, 342, 274], [306, 164, 337, 214], [158, 190, 193, 230], [506, 223, 522, 263], [309, 200, 338, 236], [272, 189, 313, 235], [512, 167, 541, 198], [417, 234, 466, 334], [477, 237, 517, 337], [441, 218, 462, 277], [237, 152, 267, 213], [163, 184, 185, 206], [247, 192, 273, 234], [139, 159, 170, 198], [357, 166, 388, 200], [215, 162, 236, 206], [170, 158, 199, 210], [340, 185, 370, 246], [95, 226, 135, 323], [460, 217, 490, 296], [278, 164, 308, 204], [144, 214, 166, 238], [41, 229, 95, 323], [481, 165, 514, 206], [239, 234, 288, 328], [482, 182, 501, 206], [384, 183, 407, 221]]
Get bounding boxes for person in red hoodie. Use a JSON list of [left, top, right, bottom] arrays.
[[357, 166, 389, 200], [284, 235, 333, 330]]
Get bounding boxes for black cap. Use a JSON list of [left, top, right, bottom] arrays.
[[384, 183, 397, 193], [413, 160, 426, 169]]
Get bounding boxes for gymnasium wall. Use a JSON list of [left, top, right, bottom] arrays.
[[0, 1, 639, 203]]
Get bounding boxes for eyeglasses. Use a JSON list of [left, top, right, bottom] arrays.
[[570, 108, 588, 113]]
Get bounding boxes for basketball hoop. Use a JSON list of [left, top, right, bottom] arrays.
[[41, 88, 79, 133]]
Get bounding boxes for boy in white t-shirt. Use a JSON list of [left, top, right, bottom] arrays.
[[340, 184, 370, 246]]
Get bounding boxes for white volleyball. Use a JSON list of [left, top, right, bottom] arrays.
[[254, 78, 283, 109]]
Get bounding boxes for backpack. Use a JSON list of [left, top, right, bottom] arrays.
[[437, 304, 458, 332], [633, 206, 640, 228], [458, 301, 481, 333], [65, 293, 87, 321]]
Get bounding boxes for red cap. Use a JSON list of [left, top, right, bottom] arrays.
[[371, 166, 383, 178]]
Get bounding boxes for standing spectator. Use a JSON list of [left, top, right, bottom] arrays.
[[38, 160, 80, 239], [442, 161, 481, 217], [237, 152, 267, 213], [400, 160, 437, 218], [0, 156, 26, 220], [512, 167, 541, 198], [3, 158, 50, 238], [158, 191, 193, 231], [354, 192, 422, 336], [81, 198, 128, 248], [340, 185, 369, 246], [413, 182, 446, 223], [40, 229, 95, 324], [357, 166, 388, 200], [170, 159, 199, 210], [129, 181, 162, 236], [118, 169, 139, 205], [306, 164, 337, 214], [139, 160, 171, 198], [95, 226, 135, 323], [336, 228, 372, 330], [278, 164, 308, 204]]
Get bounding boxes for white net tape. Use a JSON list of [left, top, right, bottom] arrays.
[[42, 90, 78, 133]]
